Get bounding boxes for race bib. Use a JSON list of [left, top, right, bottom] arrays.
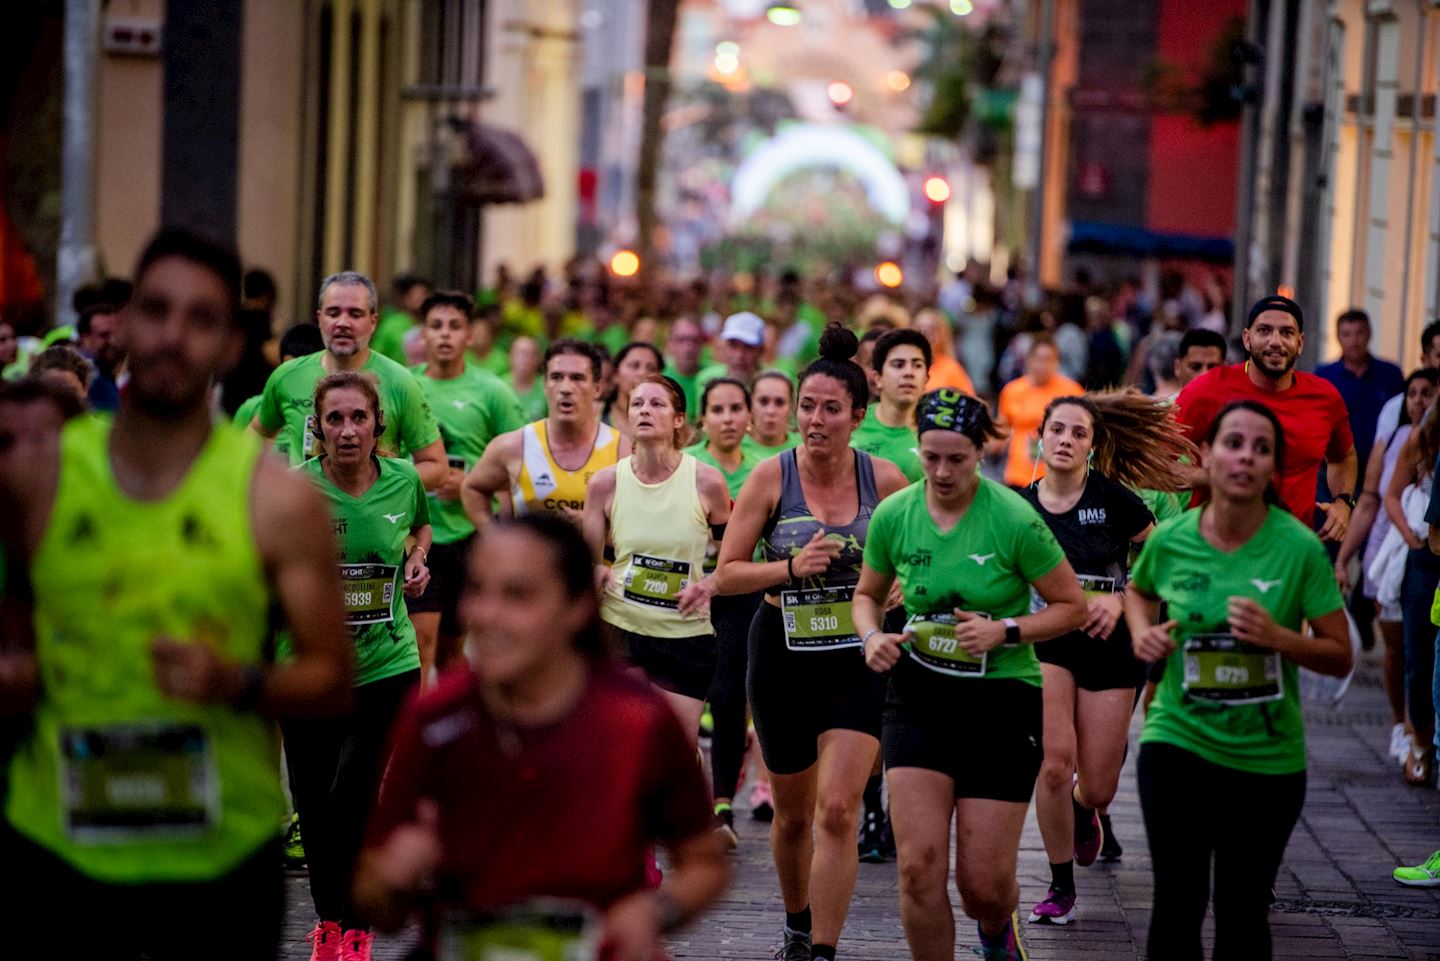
[[781, 586, 858, 651], [438, 900, 600, 961], [1182, 633, 1283, 705], [622, 554, 690, 610], [904, 613, 986, 677], [60, 723, 216, 842], [1032, 572, 1119, 614], [340, 563, 398, 625]]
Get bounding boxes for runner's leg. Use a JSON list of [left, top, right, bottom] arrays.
[[808, 728, 881, 950], [1035, 664, 1078, 866], [1137, 741, 1211, 961], [769, 765, 819, 912], [888, 766, 957, 961], [1211, 765, 1306, 960], [953, 796, 1029, 938]]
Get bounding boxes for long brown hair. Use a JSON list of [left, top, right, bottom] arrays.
[[1041, 389, 1197, 492]]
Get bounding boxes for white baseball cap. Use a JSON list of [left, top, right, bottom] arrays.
[[720, 311, 766, 347]]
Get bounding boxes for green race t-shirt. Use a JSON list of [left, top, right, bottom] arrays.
[[850, 407, 922, 484], [371, 308, 417, 365], [256, 350, 441, 466], [664, 365, 703, 424], [413, 363, 525, 544], [231, 395, 262, 430], [742, 431, 802, 459], [864, 479, 1065, 687], [288, 456, 428, 687], [512, 378, 548, 422], [1130, 506, 1343, 775], [1138, 488, 1185, 525], [685, 441, 761, 500]]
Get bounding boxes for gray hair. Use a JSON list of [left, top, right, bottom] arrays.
[[1148, 329, 1184, 385], [317, 271, 378, 313]]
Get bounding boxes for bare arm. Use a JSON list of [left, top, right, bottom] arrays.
[[714, 460, 790, 596], [1017, 560, 1090, 643], [248, 414, 278, 440], [461, 430, 519, 530], [1316, 445, 1359, 541], [1384, 435, 1422, 549], [583, 468, 617, 562], [1335, 441, 1387, 579], [1227, 600, 1352, 678], [409, 438, 448, 492], [246, 460, 354, 715]]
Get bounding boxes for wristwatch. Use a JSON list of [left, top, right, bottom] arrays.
[[1002, 617, 1021, 646], [1335, 492, 1356, 511]]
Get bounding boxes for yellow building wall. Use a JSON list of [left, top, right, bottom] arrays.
[[94, 0, 165, 279]]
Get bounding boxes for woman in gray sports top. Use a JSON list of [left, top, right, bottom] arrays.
[[717, 326, 909, 961]]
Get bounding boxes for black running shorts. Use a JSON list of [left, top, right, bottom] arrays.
[[1035, 630, 1147, 692], [746, 600, 889, 776], [618, 628, 717, 701], [883, 669, 1043, 803], [404, 536, 472, 637]]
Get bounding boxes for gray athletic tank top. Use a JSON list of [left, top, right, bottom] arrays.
[[761, 448, 880, 594]]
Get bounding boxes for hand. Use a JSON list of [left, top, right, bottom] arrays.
[[1227, 597, 1279, 649], [403, 554, 430, 598], [1082, 594, 1124, 640], [373, 799, 442, 898], [1315, 499, 1351, 542], [152, 637, 240, 704], [602, 890, 662, 961], [1133, 619, 1178, 663], [952, 610, 1006, 656], [436, 467, 465, 502], [863, 629, 909, 673], [884, 580, 905, 613], [677, 575, 716, 617], [1334, 557, 1352, 595], [789, 531, 842, 579], [1403, 530, 1426, 551], [595, 563, 614, 593]]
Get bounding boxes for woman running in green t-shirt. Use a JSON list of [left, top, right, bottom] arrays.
[[1125, 399, 1352, 961], [854, 389, 1088, 961], [286, 370, 431, 960], [685, 377, 766, 844], [745, 370, 802, 458]]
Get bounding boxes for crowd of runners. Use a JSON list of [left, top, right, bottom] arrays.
[[0, 230, 1438, 961]]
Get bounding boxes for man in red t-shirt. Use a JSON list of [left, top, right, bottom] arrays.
[[1175, 295, 1357, 541]]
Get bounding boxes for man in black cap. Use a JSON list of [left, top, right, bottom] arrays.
[[1174, 295, 1357, 541]]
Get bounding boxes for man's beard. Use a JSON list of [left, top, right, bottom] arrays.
[[1247, 346, 1297, 379]]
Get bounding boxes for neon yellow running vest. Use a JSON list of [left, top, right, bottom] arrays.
[[8, 415, 285, 883]]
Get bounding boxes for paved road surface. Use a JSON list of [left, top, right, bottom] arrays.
[[280, 650, 1440, 959]]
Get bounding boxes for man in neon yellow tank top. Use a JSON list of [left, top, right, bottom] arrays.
[[462, 339, 630, 525], [249, 270, 449, 490], [0, 229, 352, 960]]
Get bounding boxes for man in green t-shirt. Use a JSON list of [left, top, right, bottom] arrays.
[[850, 329, 929, 483], [409, 291, 525, 674], [369, 273, 431, 365], [249, 271, 446, 489], [663, 317, 705, 422]]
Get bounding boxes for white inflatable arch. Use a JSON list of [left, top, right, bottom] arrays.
[[728, 124, 911, 225]]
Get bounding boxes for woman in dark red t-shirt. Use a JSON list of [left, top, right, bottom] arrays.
[[353, 514, 729, 961]]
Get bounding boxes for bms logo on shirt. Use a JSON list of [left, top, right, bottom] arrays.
[[1078, 508, 1107, 525]]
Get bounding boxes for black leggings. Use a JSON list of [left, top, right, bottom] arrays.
[[1137, 742, 1306, 961], [282, 669, 419, 928], [707, 590, 761, 799]]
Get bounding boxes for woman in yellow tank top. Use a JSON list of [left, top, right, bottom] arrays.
[[583, 375, 732, 743]]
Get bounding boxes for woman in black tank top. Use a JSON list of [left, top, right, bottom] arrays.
[[716, 326, 910, 961]]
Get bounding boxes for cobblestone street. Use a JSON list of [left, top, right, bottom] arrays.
[[280, 652, 1440, 960]]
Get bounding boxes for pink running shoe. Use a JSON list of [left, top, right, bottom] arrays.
[[339, 929, 373, 961], [1028, 886, 1076, 926], [305, 921, 342, 961], [1073, 794, 1104, 867], [749, 777, 774, 822]]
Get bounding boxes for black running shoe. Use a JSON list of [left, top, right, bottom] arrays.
[[776, 928, 812, 961], [858, 807, 890, 863], [1098, 815, 1122, 862]]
